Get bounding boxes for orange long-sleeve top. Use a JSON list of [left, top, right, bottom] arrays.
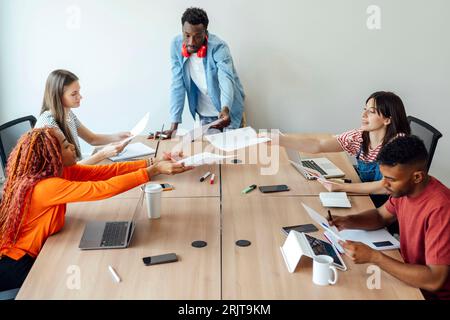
[[0, 160, 149, 260]]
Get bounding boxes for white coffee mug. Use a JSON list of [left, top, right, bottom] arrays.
[[144, 184, 163, 219], [312, 255, 338, 286]]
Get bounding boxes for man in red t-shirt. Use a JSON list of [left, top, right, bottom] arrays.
[[329, 136, 450, 299]]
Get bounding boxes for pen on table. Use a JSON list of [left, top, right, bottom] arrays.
[[210, 174, 215, 185], [108, 265, 121, 283], [241, 184, 257, 194], [327, 210, 333, 222], [154, 124, 164, 158], [200, 171, 211, 182]]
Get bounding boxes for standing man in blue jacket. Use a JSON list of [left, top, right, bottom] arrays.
[[159, 7, 245, 138]]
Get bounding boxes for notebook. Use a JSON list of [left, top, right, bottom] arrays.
[[319, 192, 351, 208], [109, 143, 155, 162]]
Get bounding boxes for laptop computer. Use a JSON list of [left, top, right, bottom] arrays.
[[285, 148, 345, 180], [79, 191, 144, 250]]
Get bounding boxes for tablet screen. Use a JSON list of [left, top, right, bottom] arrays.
[[304, 234, 345, 269]]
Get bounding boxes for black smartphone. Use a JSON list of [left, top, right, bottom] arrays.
[[143, 253, 178, 266], [160, 183, 174, 191], [258, 185, 290, 193], [282, 224, 319, 236], [373, 241, 394, 248]]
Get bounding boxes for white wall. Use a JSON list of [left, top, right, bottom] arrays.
[[1, 0, 449, 185]]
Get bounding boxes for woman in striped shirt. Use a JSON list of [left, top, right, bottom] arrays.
[[35, 69, 132, 165], [270, 91, 411, 196]]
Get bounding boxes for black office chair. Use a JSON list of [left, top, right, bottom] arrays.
[[407, 116, 443, 172], [386, 116, 443, 237], [0, 115, 37, 169], [0, 115, 36, 300]]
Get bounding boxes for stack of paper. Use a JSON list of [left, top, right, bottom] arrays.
[[177, 152, 233, 167], [109, 143, 155, 162], [319, 192, 351, 208], [302, 203, 400, 251], [205, 127, 270, 152]]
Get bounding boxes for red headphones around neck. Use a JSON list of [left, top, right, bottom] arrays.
[[182, 35, 208, 58]]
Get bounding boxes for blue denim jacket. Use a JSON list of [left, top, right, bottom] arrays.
[[169, 33, 245, 129]]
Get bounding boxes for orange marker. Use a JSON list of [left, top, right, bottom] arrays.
[[210, 174, 215, 185]]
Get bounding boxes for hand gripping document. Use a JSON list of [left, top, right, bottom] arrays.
[[177, 152, 234, 167], [120, 112, 151, 144], [301, 203, 344, 241], [301, 203, 400, 251]]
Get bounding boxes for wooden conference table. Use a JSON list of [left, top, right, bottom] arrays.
[[16, 134, 423, 300]]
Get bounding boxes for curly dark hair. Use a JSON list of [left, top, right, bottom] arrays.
[[377, 135, 428, 167], [181, 7, 209, 29]]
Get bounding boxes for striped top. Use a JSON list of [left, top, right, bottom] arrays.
[[335, 129, 382, 162], [35, 110, 82, 156]]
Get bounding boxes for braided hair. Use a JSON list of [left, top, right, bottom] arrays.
[[0, 127, 62, 253]]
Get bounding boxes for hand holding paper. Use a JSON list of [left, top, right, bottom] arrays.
[[301, 203, 344, 241], [339, 240, 378, 264], [161, 151, 185, 162], [120, 112, 150, 144], [302, 203, 400, 251], [177, 152, 234, 167]]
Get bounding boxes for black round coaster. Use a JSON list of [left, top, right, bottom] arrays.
[[231, 159, 242, 164], [235, 240, 251, 247], [192, 240, 207, 248]]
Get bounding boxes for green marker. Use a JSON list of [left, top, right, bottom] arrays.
[[242, 184, 257, 194]]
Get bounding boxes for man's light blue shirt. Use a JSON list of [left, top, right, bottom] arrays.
[[169, 33, 245, 129]]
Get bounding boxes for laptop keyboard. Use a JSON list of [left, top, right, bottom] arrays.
[[301, 160, 327, 176], [101, 222, 129, 247]]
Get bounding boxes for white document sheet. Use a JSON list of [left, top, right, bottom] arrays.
[[205, 127, 271, 152], [302, 203, 344, 241], [175, 128, 189, 137], [177, 152, 234, 167], [181, 119, 223, 145], [109, 142, 155, 162], [120, 113, 150, 144], [319, 192, 352, 208], [339, 229, 400, 250]]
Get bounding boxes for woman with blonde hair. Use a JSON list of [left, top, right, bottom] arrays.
[[36, 69, 131, 164]]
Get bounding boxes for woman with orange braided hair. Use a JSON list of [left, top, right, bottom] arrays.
[[0, 127, 192, 291]]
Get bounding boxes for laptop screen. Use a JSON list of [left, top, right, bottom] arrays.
[[285, 148, 302, 164], [131, 191, 145, 223]]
